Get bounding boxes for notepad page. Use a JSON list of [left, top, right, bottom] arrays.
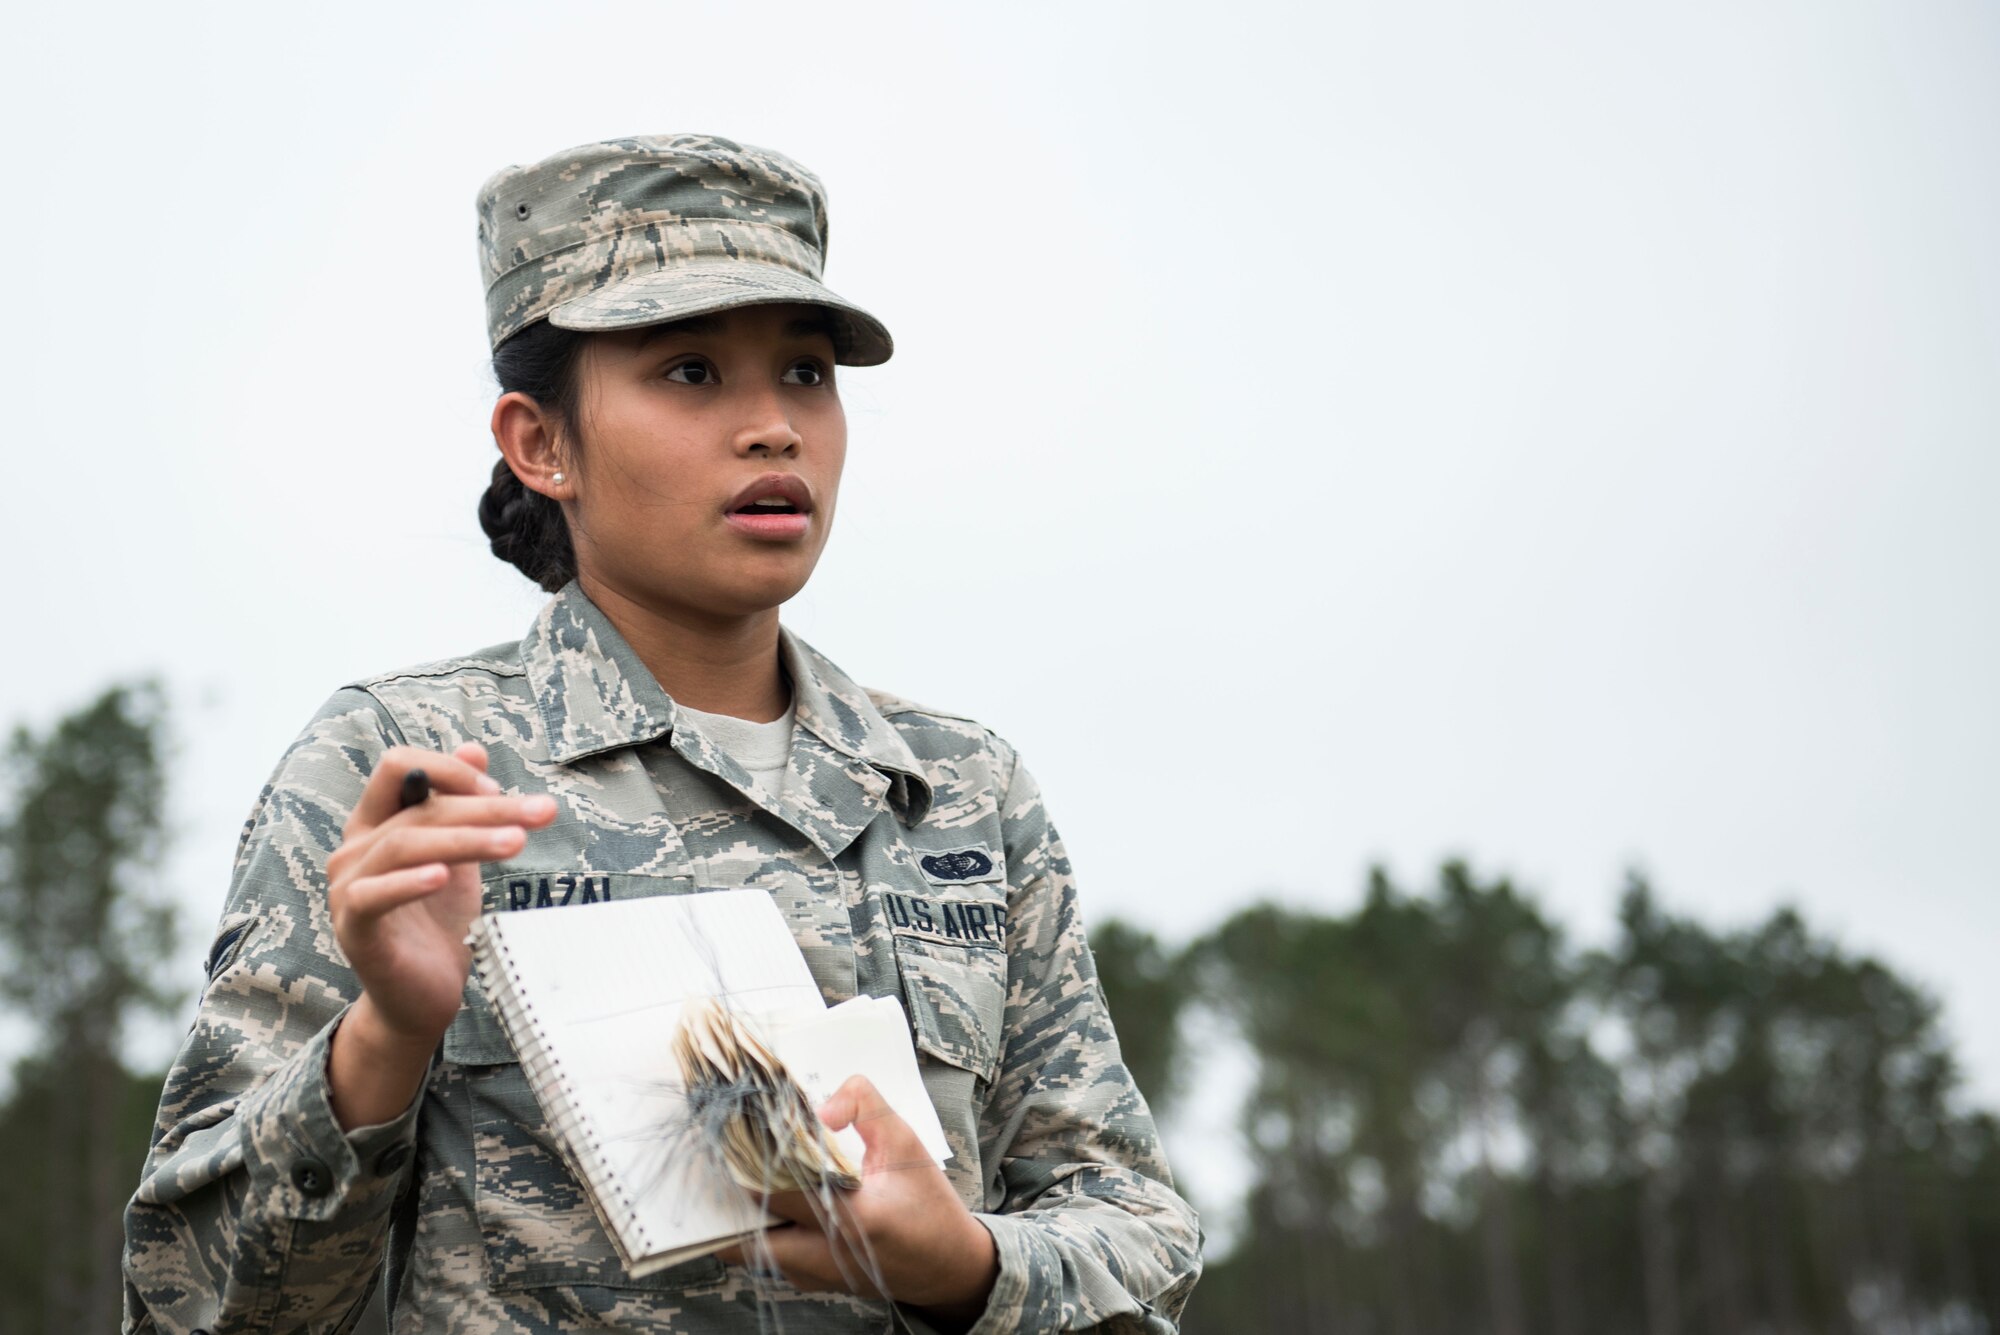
[[763, 997, 954, 1169], [482, 889, 827, 1263]]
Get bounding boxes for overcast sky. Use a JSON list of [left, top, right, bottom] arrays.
[[6, 0, 1997, 1205]]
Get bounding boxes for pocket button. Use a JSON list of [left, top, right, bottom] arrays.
[[290, 1157, 332, 1198]]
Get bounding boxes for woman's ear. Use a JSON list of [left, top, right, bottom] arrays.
[[492, 391, 571, 499]]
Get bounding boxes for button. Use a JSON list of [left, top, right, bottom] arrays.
[[290, 1157, 332, 1198], [374, 1143, 412, 1175]]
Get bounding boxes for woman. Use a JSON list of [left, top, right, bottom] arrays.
[[122, 134, 1201, 1334]]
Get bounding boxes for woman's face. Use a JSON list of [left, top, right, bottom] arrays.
[[557, 303, 846, 623]]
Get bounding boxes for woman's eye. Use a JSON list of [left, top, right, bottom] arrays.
[[782, 360, 826, 387], [665, 360, 717, 385]]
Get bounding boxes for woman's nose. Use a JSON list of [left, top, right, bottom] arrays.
[[733, 392, 802, 457], [743, 432, 800, 457]]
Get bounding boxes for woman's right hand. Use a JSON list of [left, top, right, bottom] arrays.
[[323, 743, 557, 1127]]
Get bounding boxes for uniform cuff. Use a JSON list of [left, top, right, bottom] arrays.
[[236, 1007, 427, 1224], [961, 1212, 1065, 1335]]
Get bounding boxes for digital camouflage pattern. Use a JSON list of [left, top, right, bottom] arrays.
[[478, 134, 894, 364], [123, 583, 1201, 1333]]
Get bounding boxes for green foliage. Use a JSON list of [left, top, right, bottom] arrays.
[[0, 1056, 167, 1333], [1089, 919, 1188, 1113], [0, 680, 178, 1053], [0, 682, 180, 1334], [1095, 865, 2000, 1335]]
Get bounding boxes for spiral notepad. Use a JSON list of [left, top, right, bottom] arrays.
[[465, 888, 949, 1277]]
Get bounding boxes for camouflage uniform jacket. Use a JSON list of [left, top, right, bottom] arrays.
[[123, 584, 1201, 1334]]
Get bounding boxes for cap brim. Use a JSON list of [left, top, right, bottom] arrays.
[[542, 262, 892, 366]]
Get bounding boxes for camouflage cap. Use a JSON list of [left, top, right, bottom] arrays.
[[477, 134, 892, 365]]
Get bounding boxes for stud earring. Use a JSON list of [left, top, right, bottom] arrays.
[[551, 471, 566, 485]]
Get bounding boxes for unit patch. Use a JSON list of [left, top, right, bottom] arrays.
[[203, 916, 255, 982], [916, 845, 1002, 885]]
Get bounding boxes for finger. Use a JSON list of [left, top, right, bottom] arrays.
[[745, 1225, 856, 1294], [327, 796, 554, 887], [350, 822, 528, 880], [454, 741, 490, 775], [819, 1076, 920, 1170], [349, 747, 501, 832], [716, 1226, 820, 1277], [393, 793, 558, 831], [758, 1190, 811, 1225], [332, 863, 451, 922], [759, 1189, 850, 1229], [817, 1074, 888, 1132]]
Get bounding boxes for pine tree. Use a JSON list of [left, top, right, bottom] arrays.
[[0, 682, 178, 1334]]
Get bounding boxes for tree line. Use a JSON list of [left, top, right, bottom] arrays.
[[1094, 866, 2000, 1334], [0, 684, 176, 1334], [1, 684, 1994, 1332]]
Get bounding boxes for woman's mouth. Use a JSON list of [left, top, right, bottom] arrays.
[[724, 475, 815, 541], [725, 500, 812, 540]]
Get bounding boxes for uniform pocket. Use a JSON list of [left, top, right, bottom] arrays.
[[443, 871, 715, 1292], [449, 992, 723, 1293], [891, 935, 1007, 1084], [445, 870, 699, 1065]]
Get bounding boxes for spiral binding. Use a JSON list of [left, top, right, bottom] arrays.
[[471, 917, 653, 1255]]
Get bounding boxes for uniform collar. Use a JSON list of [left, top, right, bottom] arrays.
[[521, 582, 933, 827]]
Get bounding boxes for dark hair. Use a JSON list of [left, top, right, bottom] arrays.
[[479, 320, 589, 591]]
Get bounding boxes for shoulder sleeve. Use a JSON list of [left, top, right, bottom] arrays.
[[967, 749, 1204, 1333], [122, 688, 425, 1335]]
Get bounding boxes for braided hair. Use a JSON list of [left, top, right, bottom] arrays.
[[478, 320, 587, 591]]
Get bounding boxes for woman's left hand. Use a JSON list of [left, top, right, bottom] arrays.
[[715, 1075, 999, 1326]]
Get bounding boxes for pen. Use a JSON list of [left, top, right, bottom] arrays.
[[399, 768, 431, 811]]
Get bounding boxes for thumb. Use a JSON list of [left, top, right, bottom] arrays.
[[818, 1075, 914, 1168]]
